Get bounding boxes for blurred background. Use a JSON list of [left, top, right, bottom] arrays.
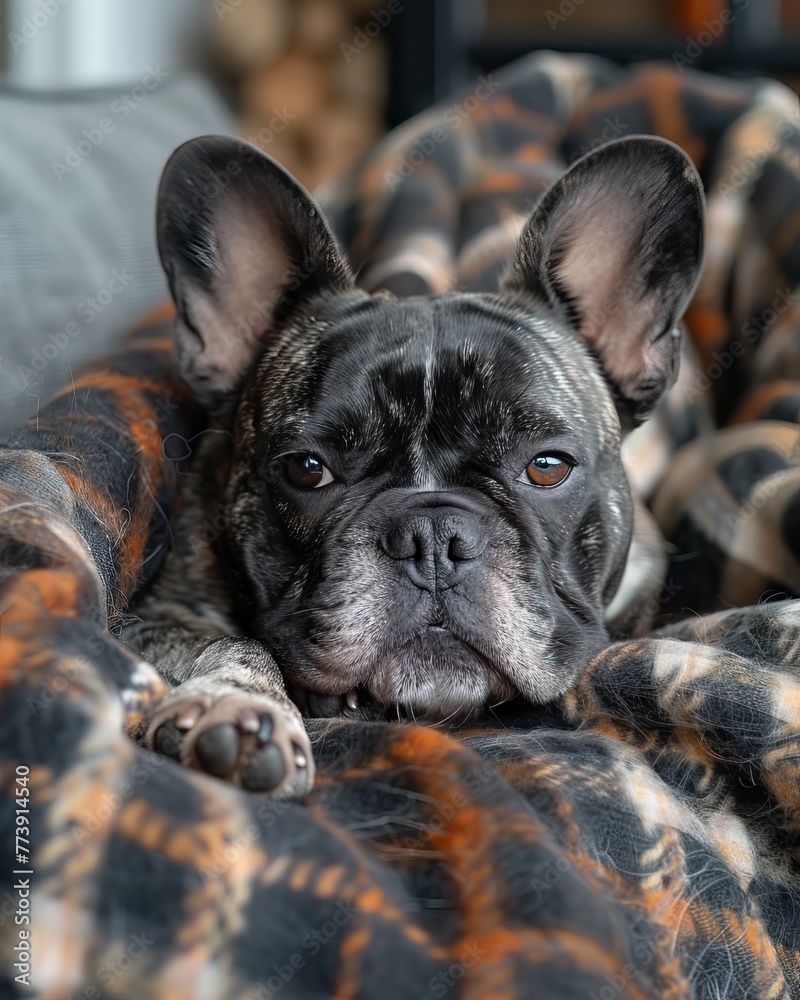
[[4, 0, 800, 187], [0, 0, 799, 429]]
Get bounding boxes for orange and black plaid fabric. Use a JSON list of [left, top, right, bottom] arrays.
[[3, 53, 800, 998]]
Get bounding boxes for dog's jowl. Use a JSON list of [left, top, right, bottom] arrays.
[[124, 133, 704, 797]]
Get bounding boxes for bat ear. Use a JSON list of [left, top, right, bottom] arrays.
[[503, 136, 705, 427], [157, 135, 354, 412]]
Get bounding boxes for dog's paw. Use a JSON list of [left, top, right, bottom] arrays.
[[146, 689, 314, 798]]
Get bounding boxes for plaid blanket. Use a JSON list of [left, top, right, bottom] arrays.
[[3, 52, 800, 999]]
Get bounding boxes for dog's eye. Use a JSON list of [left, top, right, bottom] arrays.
[[524, 454, 572, 488], [284, 454, 334, 489]]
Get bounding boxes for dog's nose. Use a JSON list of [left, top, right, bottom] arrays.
[[381, 512, 485, 591]]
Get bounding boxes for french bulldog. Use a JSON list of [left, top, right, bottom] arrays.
[[124, 133, 704, 799]]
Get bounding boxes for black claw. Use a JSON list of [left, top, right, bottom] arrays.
[[153, 719, 183, 761], [242, 744, 286, 792], [256, 713, 274, 744], [195, 723, 240, 778]]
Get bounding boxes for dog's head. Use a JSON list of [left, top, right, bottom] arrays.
[[157, 134, 704, 719]]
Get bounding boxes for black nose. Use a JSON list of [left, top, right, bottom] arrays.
[[381, 510, 485, 591]]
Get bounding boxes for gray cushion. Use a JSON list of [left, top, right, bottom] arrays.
[[0, 73, 234, 431]]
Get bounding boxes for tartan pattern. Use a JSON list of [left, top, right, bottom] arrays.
[[2, 53, 800, 998]]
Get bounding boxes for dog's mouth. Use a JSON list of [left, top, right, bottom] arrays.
[[288, 683, 373, 720], [261, 558, 596, 719], [288, 684, 499, 724], [286, 624, 516, 722]]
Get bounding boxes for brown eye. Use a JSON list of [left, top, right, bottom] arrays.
[[525, 454, 572, 488], [285, 454, 334, 488]]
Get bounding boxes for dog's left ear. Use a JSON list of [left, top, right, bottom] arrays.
[[157, 135, 354, 412], [503, 136, 704, 426]]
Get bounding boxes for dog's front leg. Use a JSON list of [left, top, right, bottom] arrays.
[[124, 609, 313, 798]]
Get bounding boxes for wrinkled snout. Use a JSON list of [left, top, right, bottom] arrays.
[[380, 495, 488, 591]]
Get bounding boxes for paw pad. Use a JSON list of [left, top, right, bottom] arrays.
[[147, 693, 313, 798]]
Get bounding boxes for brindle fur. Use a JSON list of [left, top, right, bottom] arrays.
[[122, 134, 704, 797]]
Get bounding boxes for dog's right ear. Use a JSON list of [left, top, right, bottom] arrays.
[[157, 135, 354, 411]]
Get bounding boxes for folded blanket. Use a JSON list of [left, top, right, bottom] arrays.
[[2, 53, 800, 999]]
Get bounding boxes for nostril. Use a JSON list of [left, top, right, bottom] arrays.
[[382, 526, 416, 560], [448, 533, 482, 562], [382, 521, 433, 562]]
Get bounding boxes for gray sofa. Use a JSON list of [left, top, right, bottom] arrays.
[[0, 73, 234, 431]]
